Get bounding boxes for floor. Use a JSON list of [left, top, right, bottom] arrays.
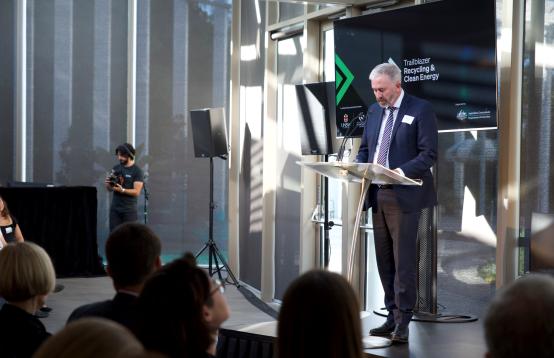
[[42, 276, 275, 334], [239, 312, 487, 358], [42, 277, 487, 358]]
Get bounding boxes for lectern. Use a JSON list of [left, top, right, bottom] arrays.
[[297, 162, 421, 282]]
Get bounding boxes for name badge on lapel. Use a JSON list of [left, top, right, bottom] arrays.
[[402, 115, 415, 125]]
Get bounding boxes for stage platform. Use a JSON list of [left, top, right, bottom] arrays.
[[229, 310, 486, 358]]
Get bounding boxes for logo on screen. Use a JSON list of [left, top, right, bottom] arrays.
[[343, 114, 349, 123], [456, 110, 468, 121], [335, 54, 355, 105]]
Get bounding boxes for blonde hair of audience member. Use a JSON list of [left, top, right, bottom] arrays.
[[0, 242, 55, 313], [484, 274, 554, 358], [34, 318, 158, 358], [277, 270, 363, 358]]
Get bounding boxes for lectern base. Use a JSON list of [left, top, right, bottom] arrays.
[[373, 307, 478, 323], [362, 336, 392, 349]]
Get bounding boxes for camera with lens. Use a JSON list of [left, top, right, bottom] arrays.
[[107, 170, 122, 187]]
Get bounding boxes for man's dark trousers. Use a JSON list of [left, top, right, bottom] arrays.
[[109, 210, 138, 232], [372, 187, 421, 325]]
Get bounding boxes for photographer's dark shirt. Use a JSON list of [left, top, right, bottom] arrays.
[[111, 164, 144, 213]]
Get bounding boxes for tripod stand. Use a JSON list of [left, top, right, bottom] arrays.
[[196, 156, 240, 287]]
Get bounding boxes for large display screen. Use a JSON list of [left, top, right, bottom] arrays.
[[334, 0, 497, 136]]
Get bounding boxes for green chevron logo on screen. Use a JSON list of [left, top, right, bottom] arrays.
[[335, 54, 354, 105]]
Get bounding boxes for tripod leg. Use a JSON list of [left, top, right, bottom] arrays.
[[211, 245, 225, 283], [209, 242, 214, 277], [196, 243, 209, 258], [213, 244, 240, 287]]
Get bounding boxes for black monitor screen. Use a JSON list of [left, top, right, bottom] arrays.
[[295, 82, 338, 155], [334, 0, 497, 136]]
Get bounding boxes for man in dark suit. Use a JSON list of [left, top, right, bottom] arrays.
[[356, 62, 438, 343], [68, 223, 161, 329]]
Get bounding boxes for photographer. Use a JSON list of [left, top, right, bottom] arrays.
[[105, 143, 144, 232]]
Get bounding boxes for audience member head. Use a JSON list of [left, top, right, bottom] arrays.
[[277, 270, 363, 358], [484, 274, 554, 358], [105, 223, 162, 292], [134, 253, 230, 358], [0, 242, 55, 312], [0, 194, 11, 219], [34, 318, 153, 358]]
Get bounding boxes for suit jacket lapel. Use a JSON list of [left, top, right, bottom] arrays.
[[369, 106, 385, 158], [390, 94, 410, 144]]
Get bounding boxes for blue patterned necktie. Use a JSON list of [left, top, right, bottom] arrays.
[[377, 106, 396, 166]]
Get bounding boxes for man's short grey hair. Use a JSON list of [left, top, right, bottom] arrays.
[[484, 274, 554, 358], [369, 63, 401, 83]]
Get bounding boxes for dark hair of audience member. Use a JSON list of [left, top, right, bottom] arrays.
[[34, 318, 148, 358], [0, 194, 11, 219], [133, 253, 223, 358], [277, 270, 363, 358], [484, 274, 554, 358], [106, 223, 161, 288]]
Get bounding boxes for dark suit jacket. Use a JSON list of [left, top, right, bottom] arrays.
[[67, 291, 138, 329], [0, 303, 51, 358], [356, 92, 438, 212]]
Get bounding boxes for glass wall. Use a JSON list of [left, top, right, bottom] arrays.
[[25, 0, 128, 252], [431, 0, 503, 317], [278, 3, 304, 22], [275, 35, 304, 299], [135, 0, 231, 261], [521, 0, 554, 273], [436, 130, 497, 317], [238, 0, 266, 290], [0, 0, 15, 185], [11, 0, 232, 260]]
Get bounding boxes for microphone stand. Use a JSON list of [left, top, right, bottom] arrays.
[[323, 154, 333, 268]]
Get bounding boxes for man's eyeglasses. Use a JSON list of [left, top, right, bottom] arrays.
[[210, 278, 225, 296]]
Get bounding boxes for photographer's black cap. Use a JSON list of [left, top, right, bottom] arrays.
[[115, 143, 136, 160]]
